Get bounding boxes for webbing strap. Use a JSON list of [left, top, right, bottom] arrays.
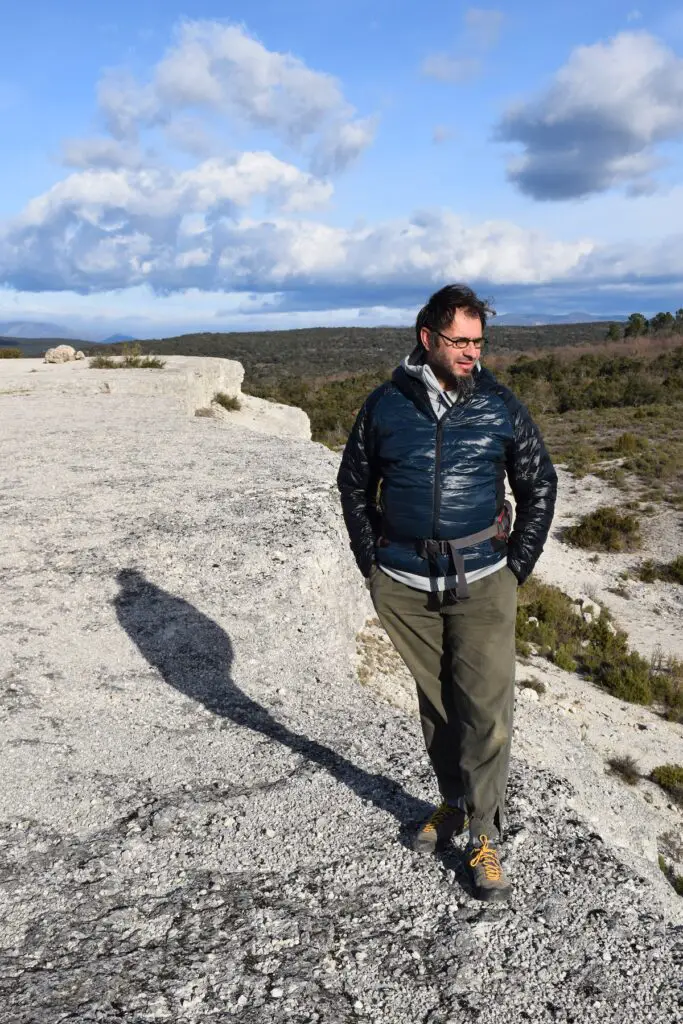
[[419, 501, 512, 601]]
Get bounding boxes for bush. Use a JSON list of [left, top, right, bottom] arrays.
[[658, 854, 683, 897], [650, 764, 683, 807], [516, 578, 683, 719], [613, 432, 647, 455], [519, 676, 547, 695], [637, 556, 683, 585], [553, 644, 578, 672], [89, 348, 165, 370], [0, 347, 22, 358], [562, 443, 598, 477], [213, 391, 241, 411], [564, 506, 642, 552], [607, 754, 640, 785]]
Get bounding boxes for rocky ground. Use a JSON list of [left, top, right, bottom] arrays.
[[1, 360, 682, 1023]]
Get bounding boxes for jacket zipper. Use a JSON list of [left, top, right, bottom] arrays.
[[432, 417, 445, 538]]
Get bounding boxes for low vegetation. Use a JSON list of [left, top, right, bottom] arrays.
[[90, 343, 165, 369], [606, 754, 640, 785], [516, 578, 683, 722], [658, 855, 683, 897], [636, 557, 683, 585], [564, 506, 642, 552], [650, 764, 683, 807], [0, 347, 22, 358], [213, 391, 241, 412], [518, 676, 547, 695]]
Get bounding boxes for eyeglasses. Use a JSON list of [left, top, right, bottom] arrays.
[[431, 329, 487, 350]]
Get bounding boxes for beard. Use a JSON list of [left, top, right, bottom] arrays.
[[428, 348, 477, 399], [449, 371, 476, 401]]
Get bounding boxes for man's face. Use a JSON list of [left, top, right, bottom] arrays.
[[419, 308, 483, 381]]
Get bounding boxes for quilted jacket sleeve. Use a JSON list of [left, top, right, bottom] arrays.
[[336, 392, 383, 579], [504, 394, 558, 585]]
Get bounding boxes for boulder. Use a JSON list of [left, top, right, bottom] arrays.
[[75, 350, 85, 360], [44, 345, 77, 363]]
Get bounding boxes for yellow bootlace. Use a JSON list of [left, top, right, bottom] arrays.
[[468, 835, 502, 881], [423, 802, 459, 833]]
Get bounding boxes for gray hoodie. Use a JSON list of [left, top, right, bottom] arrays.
[[400, 343, 481, 418]]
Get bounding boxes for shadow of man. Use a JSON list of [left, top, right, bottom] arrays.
[[114, 568, 432, 831]]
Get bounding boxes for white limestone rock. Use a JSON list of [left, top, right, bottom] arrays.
[[44, 345, 77, 363]]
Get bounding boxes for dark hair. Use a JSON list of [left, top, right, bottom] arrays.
[[415, 284, 495, 344]]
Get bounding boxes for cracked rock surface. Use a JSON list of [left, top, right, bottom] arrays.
[[1, 363, 682, 1024]]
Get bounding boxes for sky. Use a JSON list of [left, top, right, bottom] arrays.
[[2, 0, 683, 338]]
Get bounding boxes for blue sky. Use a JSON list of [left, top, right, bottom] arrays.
[[2, 1, 683, 338]]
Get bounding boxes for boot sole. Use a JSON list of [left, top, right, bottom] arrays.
[[469, 880, 512, 902]]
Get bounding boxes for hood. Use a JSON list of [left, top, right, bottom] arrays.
[[399, 344, 481, 418]]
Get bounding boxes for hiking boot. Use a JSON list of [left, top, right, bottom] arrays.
[[413, 802, 468, 854], [465, 834, 511, 902]]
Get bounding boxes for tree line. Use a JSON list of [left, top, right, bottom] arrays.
[[606, 309, 683, 340]]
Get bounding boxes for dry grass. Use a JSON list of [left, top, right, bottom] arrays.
[[213, 391, 242, 412], [606, 754, 640, 785]]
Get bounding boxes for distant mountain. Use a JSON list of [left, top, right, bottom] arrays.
[[493, 312, 628, 327], [0, 320, 78, 339], [100, 333, 136, 344]]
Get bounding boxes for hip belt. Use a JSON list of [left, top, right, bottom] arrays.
[[415, 501, 512, 600]]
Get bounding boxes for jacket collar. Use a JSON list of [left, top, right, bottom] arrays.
[[392, 347, 486, 418]]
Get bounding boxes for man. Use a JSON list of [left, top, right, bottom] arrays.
[[337, 284, 557, 901]]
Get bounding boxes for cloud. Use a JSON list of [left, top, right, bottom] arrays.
[[422, 7, 503, 83], [93, 20, 375, 173], [311, 117, 379, 177], [0, 153, 333, 292], [0, 164, 595, 296], [497, 31, 683, 200], [62, 138, 147, 170]]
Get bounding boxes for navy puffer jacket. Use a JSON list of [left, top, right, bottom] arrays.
[[337, 362, 557, 585]]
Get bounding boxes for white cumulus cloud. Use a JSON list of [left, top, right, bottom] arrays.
[[93, 20, 375, 173], [498, 31, 683, 200]]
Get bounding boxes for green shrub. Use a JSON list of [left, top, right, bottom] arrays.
[[553, 644, 578, 672], [516, 578, 683, 718], [607, 754, 640, 785], [565, 506, 642, 552], [563, 443, 599, 477], [121, 342, 143, 366], [637, 560, 657, 583], [0, 347, 22, 358], [89, 344, 165, 370], [613, 432, 647, 455], [658, 854, 683, 897], [213, 391, 241, 411], [650, 764, 683, 806], [637, 556, 683, 584], [519, 676, 547, 695]]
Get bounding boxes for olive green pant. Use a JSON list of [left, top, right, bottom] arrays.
[[369, 565, 518, 840]]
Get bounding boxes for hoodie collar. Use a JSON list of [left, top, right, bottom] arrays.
[[401, 344, 481, 399]]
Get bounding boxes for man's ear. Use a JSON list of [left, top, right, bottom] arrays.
[[419, 327, 432, 351]]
